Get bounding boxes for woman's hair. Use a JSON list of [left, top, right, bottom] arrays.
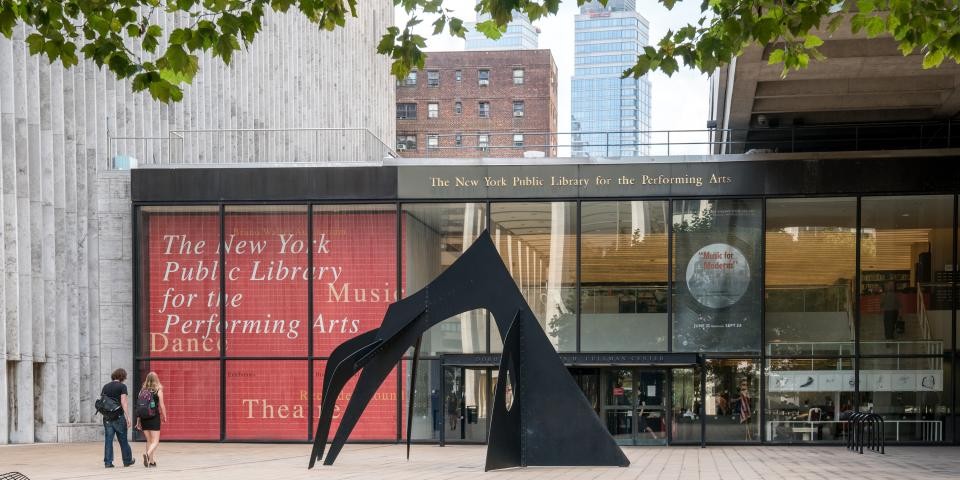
[[142, 371, 162, 392], [111, 368, 127, 382]]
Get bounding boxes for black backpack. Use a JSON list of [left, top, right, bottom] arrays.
[[95, 393, 122, 421], [135, 389, 158, 419]]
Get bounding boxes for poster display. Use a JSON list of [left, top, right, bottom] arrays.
[[672, 199, 762, 352], [768, 370, 942, 392], [140, 208, 399, 441]]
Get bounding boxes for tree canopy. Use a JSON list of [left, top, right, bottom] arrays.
[[1, 0, 958, 103]]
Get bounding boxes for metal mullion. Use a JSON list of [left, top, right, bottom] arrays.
[[307, 204, 314, 441], [396, 201, 403, 442], [219, 203, 227, 441], [576, 199, 582, 353], [760, 198, 767, 444], [667, 200, 673, 353], [854, 196, 862, 409], [487, 200, 492, 353], [953, 194, 958, 445]]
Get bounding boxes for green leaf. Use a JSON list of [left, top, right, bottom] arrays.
[[26, 33, 45, 55], [0, 2, 15, 38], [804, 35, 824, 48], [923, 49, 945, 69], [164, 44, 190, 71], [866, 16, 886, 37], [856, 0, 875, 15], [475, 20, 503, 40], [147, 25, 162, 38], [169, 28, 191, 45], [142, 34, 159, 53], [767, 48, 784, 65]]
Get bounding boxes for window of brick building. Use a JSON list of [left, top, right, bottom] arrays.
[[428, 102, 439, 119], [455, 101, 462, 114], [513, 69, 524, 85], [478, 102, 490, 118], [427, 71, 440, 87], [403, 71, 417, 86], [513, 101, 524, 117], [455, 134, 463, 147], [478, 133, 490, 151], [478, 69, 490, 87], [427, 134, 439, 149], [397, 134, 417, 150], [397, 103, 417, 119], [513, 134, 524, 147], [455, 70, 462, 82]]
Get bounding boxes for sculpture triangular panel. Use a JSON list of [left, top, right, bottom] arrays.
[[486, 309, 629, 470]]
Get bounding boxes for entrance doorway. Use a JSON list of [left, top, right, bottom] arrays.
[[601, 368, 668, 445], [442, 366, 494, 443]]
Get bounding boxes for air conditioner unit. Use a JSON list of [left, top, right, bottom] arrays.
[[479, 79, 489, 86], [514, 111, 524, 117], [397, 144, 407, 151]]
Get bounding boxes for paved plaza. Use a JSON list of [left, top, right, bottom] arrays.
[[1, 442, 959, 480]]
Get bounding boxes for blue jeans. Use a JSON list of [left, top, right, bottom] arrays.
[[103, 416, 133, 466]]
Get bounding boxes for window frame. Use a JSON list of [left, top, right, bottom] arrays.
[[478, 101, 490, 118], [396, 103, 417, 120], [427, 70, 440, 87], [428, 102, 439, 119], [478, 69, 490, 87], [512, 68, 524, 85]]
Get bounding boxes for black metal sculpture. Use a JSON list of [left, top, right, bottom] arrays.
[[309, 230, 629, 470]]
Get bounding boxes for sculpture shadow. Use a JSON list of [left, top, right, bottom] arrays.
[[309, 230, 628, 470]]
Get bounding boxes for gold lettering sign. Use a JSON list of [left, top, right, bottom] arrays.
[[427, 173, 733, 190]]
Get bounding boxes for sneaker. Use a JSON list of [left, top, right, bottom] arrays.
[[123, 461, 136, 467], [105, 464, 115, 468]]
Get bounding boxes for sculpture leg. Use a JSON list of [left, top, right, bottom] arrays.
[[405, 335, 422, 460], [309, 330, 380, 468]]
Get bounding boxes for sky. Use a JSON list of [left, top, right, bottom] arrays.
[[395, 0, 712, 155]]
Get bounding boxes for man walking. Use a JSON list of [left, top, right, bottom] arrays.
[[102, 368, 135, 468]]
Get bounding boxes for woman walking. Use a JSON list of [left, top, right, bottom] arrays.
[[135, 372, 167, 467]]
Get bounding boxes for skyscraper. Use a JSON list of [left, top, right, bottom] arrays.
[[571, 0, 651, 157], [465, 2, 539, 50]]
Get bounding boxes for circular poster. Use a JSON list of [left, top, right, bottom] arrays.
[[685, 243, 750, 308]]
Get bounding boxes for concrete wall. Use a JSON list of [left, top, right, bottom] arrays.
[[0, 3, 394, 443]]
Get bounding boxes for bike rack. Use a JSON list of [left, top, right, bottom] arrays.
[[845, 411, 885, 454]]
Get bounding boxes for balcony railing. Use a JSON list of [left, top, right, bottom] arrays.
[[107, 120, 960, 169], [107, 127, 397, 169]]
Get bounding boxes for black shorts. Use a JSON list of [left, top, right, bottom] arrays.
[[140, 415, 161, 431]]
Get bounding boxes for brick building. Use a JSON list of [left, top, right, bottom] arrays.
[[396, 50, 558, 157]]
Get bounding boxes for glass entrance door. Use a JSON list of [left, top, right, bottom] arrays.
[[602, 368, 667, 445], [442, 366, 494, 443]]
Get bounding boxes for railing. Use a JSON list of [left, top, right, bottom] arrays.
[[107, 128, 398, 169], [767, 340, 943, 357], [845, 412, 885, 454], [397, 120, 960, 157]]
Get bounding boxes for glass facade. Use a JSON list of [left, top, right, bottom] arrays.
[[135, 193, 960, 444], [571, 0, 651, 157]]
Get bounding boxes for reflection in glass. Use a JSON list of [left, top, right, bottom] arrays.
[[705, 359, 760, 442], [403, 358, 441, 441], [672, 199, 762, 352], [490, 202, 577, 351], [403, 203, 487, 354], [858, 358, 951, 443], [139, 206, 221, 358], [580, 201, 668, 351], [671, 367, 702, 443], [765, 198, 856, 355], [860, 196, 953, 353], [765, 358, 854, 443]]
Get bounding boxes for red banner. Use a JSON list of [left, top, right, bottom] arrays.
[[139, 361, 220, 440], [142, 209, 400, 441]]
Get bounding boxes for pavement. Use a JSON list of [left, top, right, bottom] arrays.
[[1, 442, 959, 480]]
